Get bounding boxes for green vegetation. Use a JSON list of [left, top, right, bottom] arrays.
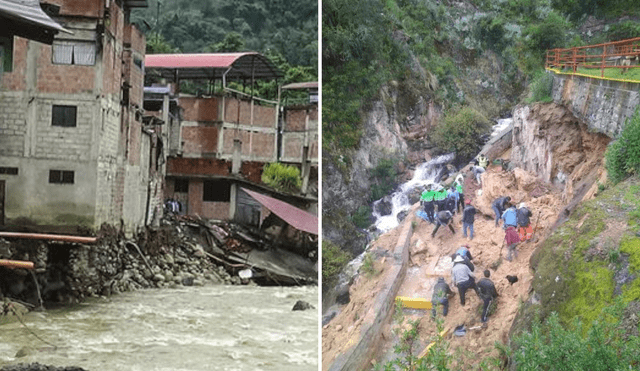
[[574, 66, 640, 82], [322, 240, 353, 283], [132, 0, 317, 99], [370, 158, 398, 201], [377, 301, 452, 371], [430, 107, 492, 162], [351, 205, 373, 229], [605, 108, 640, 184], [526, 70, 554, 103], [360, 252, 379, 277], [261, 163, 302, 193], [510, 307, 640, 370]]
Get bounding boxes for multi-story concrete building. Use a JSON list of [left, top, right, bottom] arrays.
[[144, 54, 318, 227], [0, 0, 158, 234]]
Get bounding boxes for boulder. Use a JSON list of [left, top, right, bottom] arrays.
[[375, 196, 393, 216], [292, 300, 315, 311]]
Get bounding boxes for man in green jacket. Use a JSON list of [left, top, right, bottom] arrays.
[[420, 186, 436, 224]]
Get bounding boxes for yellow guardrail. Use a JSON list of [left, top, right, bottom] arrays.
[[546, 67, 640, 84]]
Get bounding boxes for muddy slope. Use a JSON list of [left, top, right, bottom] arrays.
[[322, 102, 611, 369]]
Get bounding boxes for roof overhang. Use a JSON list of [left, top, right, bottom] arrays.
[[0, 0, 70, 45], [242, 188, 317, 235], [145, 52, 284, 82]]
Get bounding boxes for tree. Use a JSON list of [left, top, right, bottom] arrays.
[[206, 32, 245, 52]]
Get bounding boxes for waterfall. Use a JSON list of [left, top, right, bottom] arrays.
[[372, 153, 455, 233]]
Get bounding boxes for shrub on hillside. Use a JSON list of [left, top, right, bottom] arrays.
[[431, 106, 492, 163], [526, 69, 554, 103], [606, 108, 640, 184], [322, 240, 353, 283], [510, 308, 640, 370], [370, 158, 398, 201], [261, 162, 302, 193]]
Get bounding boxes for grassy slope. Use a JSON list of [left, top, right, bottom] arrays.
[[513, 177, 640, 336]]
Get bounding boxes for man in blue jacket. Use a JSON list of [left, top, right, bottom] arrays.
[[501, 204, 517, 230]]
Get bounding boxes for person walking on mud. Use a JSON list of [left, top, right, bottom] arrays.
[[451, 245, 474, 271], [462, 199, 476, 240], [431, 277, 453, 318], [501, 204, 517, 230], [492, 196, 511, 227], [477, 270, 498, 323], [517, 202, 533, 242], [451, 255, 479, 306], [454, 176, 465, 213], [432, 210, 455, 238], [447, 185, 459, 214], [504, 224, 520, 261]]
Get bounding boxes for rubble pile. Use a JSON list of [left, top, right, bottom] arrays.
[[0, 214, 317, 310]]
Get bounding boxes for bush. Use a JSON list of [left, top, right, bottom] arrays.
[[605, 108, 640, 184], [526, 69, 554, 103], [370, 158, 398, 201], [351, 205, 373, 229], [510, 308, 640, 370], [322, 240, 353, 283], [431, 106, 492, 163], [261, 163, 302, 193]]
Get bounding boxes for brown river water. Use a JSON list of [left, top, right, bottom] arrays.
[[0, 285, 318, 371]]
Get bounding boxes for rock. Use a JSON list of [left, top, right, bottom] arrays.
[[164, 254, 174, 265], [397, 210, 408, 223], [336, 325, 343, 331], [292, 300, 315, 311], [375, 196, 393, 216], [163, 270, 174, 281], [335, 288, 350, 305], [152, 273, 165, 282], [181, 277, 194, 286]]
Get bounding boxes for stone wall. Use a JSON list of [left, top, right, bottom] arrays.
[[552, 73, 640, 138]]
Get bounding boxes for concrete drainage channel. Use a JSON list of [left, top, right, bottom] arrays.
[[329, 217, 413, 371]]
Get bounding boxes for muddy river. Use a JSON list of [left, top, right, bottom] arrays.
[[0, 285, 318, 371]]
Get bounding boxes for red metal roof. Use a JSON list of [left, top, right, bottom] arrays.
[[146, 53, 254, 69], [242, 188, 318, 235], [145, 53, 284, 81]]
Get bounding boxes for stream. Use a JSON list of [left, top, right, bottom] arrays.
[[0, 285, 318, 371]]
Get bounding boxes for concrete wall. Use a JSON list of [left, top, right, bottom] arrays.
[[552, 73, 640, 138]]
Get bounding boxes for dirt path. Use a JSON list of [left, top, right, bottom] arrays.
[[322, 164, 568, 370]]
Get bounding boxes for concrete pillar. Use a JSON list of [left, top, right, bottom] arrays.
[[232, 139, 242, 174], [301, 146, 310, 195], [229, 183, 237, 220]]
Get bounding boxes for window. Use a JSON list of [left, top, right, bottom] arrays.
[[203, 180, 231, 202], [0, 167, 18, 175], [0, 36, 13, 72], [174, 178, 189, 193], [52, 105, 77, 127], [49, 170, 74, 184], [52, 40, 96, 65]]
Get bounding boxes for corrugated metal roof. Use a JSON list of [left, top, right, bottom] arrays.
[[242, 188, 318, 235], [0, 0, 69, 39], [145, 52, 284, 81], [282, 82, 318, 90]]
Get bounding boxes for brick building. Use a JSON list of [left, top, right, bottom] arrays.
[[0, 0, 158, 234], [144, 54, 318, 227]]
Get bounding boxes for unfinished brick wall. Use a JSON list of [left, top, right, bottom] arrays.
[[0, 38, 27, 91], [34, 98, 95, 161], [221, 128, 275, 159], [202, 201, 230, 220], [240, 161, 265, 183], [181, 125, 219, 155], [181, 97, 220, 122], [223, 97, 276, 128], [48, 0, 102, 17], [166, 157, 231, 176], [284, 109, 307, 131], [0, 93, 27, 157], [36, 46, 96, 94], [188, 179, 203, 216]]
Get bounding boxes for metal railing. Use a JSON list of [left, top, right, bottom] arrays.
[[546, 37, 640, 79]]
